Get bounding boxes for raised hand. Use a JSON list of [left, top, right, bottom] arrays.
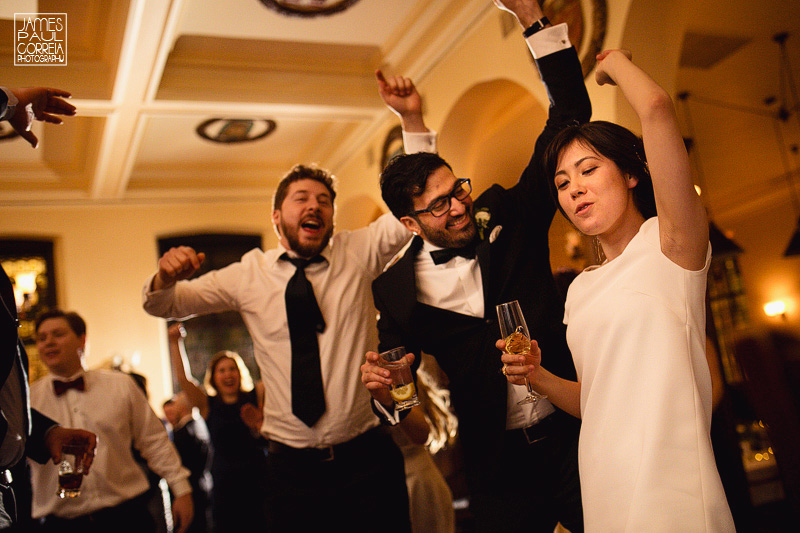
[[492, 0, 544, 28], [594, 49, 633, 86], [375, 69, 422, 120], [154, 246, 206, 290], [7, 87, 76, 148], [168, 322, 186, 342]]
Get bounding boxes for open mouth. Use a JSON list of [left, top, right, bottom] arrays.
[[300, 218, 323, 233], [575, 202, 592, 216]]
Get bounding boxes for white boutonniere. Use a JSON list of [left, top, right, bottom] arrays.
[[489, 225, 502, 244]]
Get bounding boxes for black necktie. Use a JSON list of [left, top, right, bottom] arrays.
[[281, 253, 327, 427], [53, 376, 85, 396], [429, 242, 477, 265]]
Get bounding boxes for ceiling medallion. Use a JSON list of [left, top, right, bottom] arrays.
[[542, 0, 607, 78], [258, 0, 362, 18], [196, 118, 277, 144]]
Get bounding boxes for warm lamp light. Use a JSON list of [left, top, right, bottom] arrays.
[[14, 271, 37, 294], [764, 300, 787, 318]]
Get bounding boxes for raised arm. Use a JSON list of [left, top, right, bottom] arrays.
[[375, 70, 428, 133], [0, 86, 76, 147], [168, 323, 209, 419], [595, 50, 708, 271]]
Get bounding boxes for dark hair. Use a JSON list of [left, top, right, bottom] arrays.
[[35, 309, 86, 337], [272, 164, 336, 212], [543, 121, 657, 221], [380, 152, 453, 219]]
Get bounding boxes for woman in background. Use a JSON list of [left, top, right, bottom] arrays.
[[169, 323, 269, 531]]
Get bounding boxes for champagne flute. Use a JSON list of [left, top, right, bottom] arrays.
[[496, 300, 547, 405]]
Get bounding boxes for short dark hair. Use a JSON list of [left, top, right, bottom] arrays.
[[380, 152, 453, 219], [35, 309, 86, 337], [272, 164, 337, 212], [543, 121, 657, 221]]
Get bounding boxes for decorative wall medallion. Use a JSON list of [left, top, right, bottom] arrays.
[[196, 118, 276, 144], [380, 125, 404, 170], [543, 0, 607, 78], [259, 0, 361, 18]]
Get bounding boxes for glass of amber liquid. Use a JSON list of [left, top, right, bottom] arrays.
[[379, 347, 421, 411], [496, 300, 547, 405], [57, 443, 86, 498]]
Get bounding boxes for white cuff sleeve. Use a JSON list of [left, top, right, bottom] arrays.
[[526, 22, 571, 59], [373, 398, 401, 425], [402, 130, 437, 155]]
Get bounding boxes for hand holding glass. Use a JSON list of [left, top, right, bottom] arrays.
[[57, 443, 88, 498], [379, 347, 421, 411], [496, 300, 547, 405]]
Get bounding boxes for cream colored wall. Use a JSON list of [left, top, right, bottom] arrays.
[[0, 201, 276, 410]]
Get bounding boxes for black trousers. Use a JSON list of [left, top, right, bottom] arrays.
[[266, 427, 410, 533], [37, 492, 155, 533], [469, 413, 584, 533]]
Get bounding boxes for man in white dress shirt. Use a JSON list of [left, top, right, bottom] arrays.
[[142, 163, 413, 531], [29, 310, 193, 533]]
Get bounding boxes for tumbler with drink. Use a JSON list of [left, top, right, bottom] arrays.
[[379, 347, 421, 411]]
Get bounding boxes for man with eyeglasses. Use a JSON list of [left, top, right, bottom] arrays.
[[361, 1, 590, 531]]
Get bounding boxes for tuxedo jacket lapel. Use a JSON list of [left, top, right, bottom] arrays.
[[375, 235, 423, 329], [476, 238, 492, 318]]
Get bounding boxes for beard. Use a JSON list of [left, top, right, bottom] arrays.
[[417, 211, 477, 249], [280, 218, 334, 258]]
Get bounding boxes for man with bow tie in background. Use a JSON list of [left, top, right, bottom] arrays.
[[361, 1, 590, 531], [1, 85, 96, 531], [29, 310, 193, 533]]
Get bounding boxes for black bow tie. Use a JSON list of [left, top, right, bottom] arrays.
[[54, 376, 85, 396], [429, 243, 477, 265]]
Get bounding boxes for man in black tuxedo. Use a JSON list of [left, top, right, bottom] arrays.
[[361, 1, 590, 531], [1, 85, 95, 530]]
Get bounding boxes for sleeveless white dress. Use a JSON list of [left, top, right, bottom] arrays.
[[563, 217, 734, 531]]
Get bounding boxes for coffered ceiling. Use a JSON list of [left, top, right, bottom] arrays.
[[0, 0, 490, 206], [0, 0, 799, 226]]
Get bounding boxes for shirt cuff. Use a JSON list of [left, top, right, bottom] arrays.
[[373, 398, 401, 425], [402, 130, 437, 155], [526, 22, 571, 60]]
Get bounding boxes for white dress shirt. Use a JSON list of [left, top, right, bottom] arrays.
[[143, 213, 410, 449], [29, 369, 191, 519]]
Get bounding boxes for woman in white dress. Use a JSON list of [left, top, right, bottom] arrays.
[[500, 50, 735, 531]]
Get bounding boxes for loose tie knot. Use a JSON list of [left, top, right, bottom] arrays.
[[280, 252, 327, 427]]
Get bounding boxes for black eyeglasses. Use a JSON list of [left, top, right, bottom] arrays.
[[408, 178, 472, 217]]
